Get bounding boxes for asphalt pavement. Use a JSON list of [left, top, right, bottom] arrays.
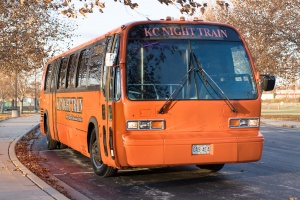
[[0, 114, 299, 200]]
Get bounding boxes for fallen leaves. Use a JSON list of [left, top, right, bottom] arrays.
[[13, 167, 21, 172], [2, 166, 9, 170], [15, 128, 73, 199]]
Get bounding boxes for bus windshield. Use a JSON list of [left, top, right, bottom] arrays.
[[126, 26, 258, 101]]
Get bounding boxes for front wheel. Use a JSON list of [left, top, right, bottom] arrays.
[[196, 164, 225, 172], [89, 127, 117, 177]]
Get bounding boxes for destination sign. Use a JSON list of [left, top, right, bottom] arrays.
[[128, 24, 241, 41]]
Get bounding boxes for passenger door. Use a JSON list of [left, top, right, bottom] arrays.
[[101, 34, 120, 164], [49, 59, 60, 141]]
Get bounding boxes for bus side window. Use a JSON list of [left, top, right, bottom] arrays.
[[44, 64, 52, 91], [102, 36, 113, 97], [76, 50, 88, 88], [109, 35, 120, 101], [88, 43, 106, 86], [58, 57, 69, 89], [66, 54, 78, 88]]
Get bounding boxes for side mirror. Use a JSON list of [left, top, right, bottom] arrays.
[[260, 74, 275, 91]]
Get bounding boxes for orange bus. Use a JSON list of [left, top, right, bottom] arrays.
[[40, 17, 275, 177]]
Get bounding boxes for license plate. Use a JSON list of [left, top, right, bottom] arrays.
[[192, 145, 210, 155]]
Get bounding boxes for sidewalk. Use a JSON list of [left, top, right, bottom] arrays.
[[0, 114, 68, 200]]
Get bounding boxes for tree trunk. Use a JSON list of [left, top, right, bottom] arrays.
[[20, 99, 23, 114], [0, 101, 3, 113], [14, 68, 18, 110]]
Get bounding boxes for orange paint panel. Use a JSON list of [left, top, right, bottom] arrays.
[[123, 136, 239, 167], [122, 131, 263, 167], [124, 139, 164, 166], [237, 133, 264, 162], [237, 142, 263, 162], [56, 123, 68, 144]]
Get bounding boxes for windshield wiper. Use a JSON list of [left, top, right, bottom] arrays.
[[191, 52, 237, 113], [157, 67, 194, 114], [158, 48, 237, 114]]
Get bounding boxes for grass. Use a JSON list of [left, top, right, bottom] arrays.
[[0, 113, 35, 122], [261, 102, 300, 122], [0, 113, 11, 122], [261, 115, 300, 122]]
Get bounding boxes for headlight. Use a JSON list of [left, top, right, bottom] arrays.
[[127, 121, 139, 129], [229, 118, 259, 128], [127, 120, 165, 130], [139, 121, 151, 129]]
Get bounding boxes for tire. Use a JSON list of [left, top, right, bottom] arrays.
[[58, 142, 68, 149], [45, 119, 57, 150], [89, 127, 117, 177], [196, 164, 225, 172]]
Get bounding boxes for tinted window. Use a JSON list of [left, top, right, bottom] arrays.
[[67, 54, 78, 88], [76, 50, 88, 87], [88, 43, 106, 86], [44, 64, 52, 91], [126, 39, 257, 100], [58, 58, 69, 89], [102, 36, 113, 95]]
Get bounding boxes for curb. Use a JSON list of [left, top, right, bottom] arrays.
[[8, 124, 70, 200]]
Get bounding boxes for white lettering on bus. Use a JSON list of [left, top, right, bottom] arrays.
[[153, 27, 160, 36], [66, 114, 83, 122], [144, 27, 227, 38], [196, 28, 227, 38]]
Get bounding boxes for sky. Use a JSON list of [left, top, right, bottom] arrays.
[[71, 0, 186, 48]]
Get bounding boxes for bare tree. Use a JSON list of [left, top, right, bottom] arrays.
[[232, 0, 300, 73], [0, 0, 77, 111], [200, 0, 299, 88], [0, 73, 11, 113], [229, 0, 300, 90], [10, 0, 211, 17], [17, 71, 31, 114]]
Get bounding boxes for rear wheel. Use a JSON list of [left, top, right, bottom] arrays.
[[89, 127, 117, 177], [196, 164, 225, 172], [45, 119, 57, 150]]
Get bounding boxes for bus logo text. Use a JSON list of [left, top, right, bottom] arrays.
[[144, 27, 228, 38], [56, 97, 83, 113]]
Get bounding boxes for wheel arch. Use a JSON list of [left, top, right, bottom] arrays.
[[87, 116, 99, 154]]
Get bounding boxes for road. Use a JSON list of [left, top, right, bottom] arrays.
[[32, 125, 300, 200]]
